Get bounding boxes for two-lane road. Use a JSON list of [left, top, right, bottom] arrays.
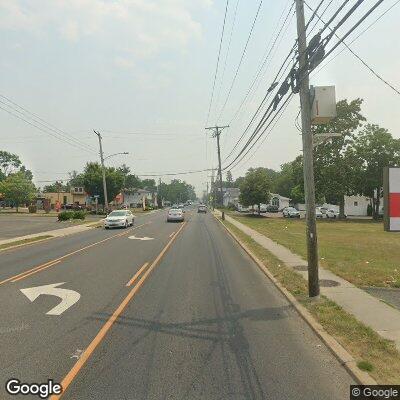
[[0, 208, 353, 399]]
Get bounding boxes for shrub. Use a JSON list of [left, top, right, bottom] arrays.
[[72, 210, 86, 220], [28, 205, 37, 213], [58, 211, 74, 221]]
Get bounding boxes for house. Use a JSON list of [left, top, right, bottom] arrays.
[[118, 189, 158, 208], [269, 193, 290, 210], [41, 187, 88, 209], [223, 188, 240, 207]]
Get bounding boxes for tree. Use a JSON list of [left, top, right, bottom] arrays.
[[43, 181, 68, 193], [353, 124, 400, 219], [225, 170, 233, 188], [159, 180, 196, 203], [0, 172, 36, 212], [0, 151, 22, 176], [313, 98, 366, 218], [81, 162, 124, 206], [239, 168, 271, 215]]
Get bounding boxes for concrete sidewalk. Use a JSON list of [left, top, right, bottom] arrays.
[[216, 210, 400, 350], [0, 220, 103, 247]]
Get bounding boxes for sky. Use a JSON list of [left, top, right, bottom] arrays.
[[1, 0, 400, 197]]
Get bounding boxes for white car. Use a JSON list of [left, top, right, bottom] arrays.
[[167, 208, 184, 222], [237, 204, 250, 212], [316, 207, 323, 219], [326, 209, 347, 219], [104, 210, 134, 229], [283, 207, 300, 218]]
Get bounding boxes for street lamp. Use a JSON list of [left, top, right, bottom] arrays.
[[104, 152, 129, 161]]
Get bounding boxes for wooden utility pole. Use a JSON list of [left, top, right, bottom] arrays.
[[296, 0, 319, 297], [93, 130, 108, 211], [205, 125, 229, 206]]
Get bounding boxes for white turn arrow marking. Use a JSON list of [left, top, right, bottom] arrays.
[[128, 235, 154, 241], [20, 282, 80, 316]]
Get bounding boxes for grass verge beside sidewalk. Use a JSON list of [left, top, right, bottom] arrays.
[[222, 218, 400, 384], [228, 213, 400, 288], [0, 235, 53, 251]]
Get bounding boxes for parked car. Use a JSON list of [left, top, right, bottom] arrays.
[[237, 204, 250, 212], [167, 208, 184, 222], [104, 210, 134, 229], [316, 207, 323, 219], [283, 207, 300, 218], [266, 204, 279, 213], [326, 209, 347, 219], [197, 205, 207, 213]]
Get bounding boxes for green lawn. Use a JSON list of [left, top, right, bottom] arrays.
[[228, 213, 400, 288]]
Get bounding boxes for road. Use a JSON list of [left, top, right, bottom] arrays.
[[0, 214, 100, 240], [0, 207, 354, 399]]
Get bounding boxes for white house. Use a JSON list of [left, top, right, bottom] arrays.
[[223, 188, 240, 207], [269, 193, 290, 210], [120, 189, 157, 208]]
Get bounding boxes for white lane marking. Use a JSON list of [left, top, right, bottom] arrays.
[[169, 232, 175, 238], [70, 349, 84, 359], [20, 282, 81, 316], [128, 235, 154, 241]]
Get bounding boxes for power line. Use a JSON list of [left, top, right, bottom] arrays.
[[228, 0, 295, 127], [222, 0, 379, 170], [205, 0, 230, 126], [214, 0, 241, 116], [0, 103, 97, 155], [312, 0, 400, 96], [216, 0, 264, 123], [0, 95, 97, 153]]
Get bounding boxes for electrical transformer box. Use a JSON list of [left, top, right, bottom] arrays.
[[310, 86, 336, 125]]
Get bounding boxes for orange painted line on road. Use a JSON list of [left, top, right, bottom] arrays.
[[11, 261, 61, 283], [0, 223, 149, 286], [125, 262, 149, 287], [51, 221, 187, 400]]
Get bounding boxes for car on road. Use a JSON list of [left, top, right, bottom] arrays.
[[197, 205, 207, 213], [283, 207, 300, 218], [167, 208, 184, 222], [104, 210, 134, 229]]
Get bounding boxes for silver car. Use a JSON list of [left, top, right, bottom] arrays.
[[104, 210, 134, 229], [167, 208, 184, 222]]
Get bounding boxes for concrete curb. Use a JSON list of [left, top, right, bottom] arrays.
[[212, 212, 377, 385]]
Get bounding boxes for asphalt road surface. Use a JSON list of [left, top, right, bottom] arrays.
[[0, 214, 100, 240], [0, 208, 354, 399]]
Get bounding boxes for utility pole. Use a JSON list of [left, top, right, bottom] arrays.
[[93, 130, 108, 211], [210, 169, 215, 210], [296, 0, 319, 298], [205, 125, 229, 206]]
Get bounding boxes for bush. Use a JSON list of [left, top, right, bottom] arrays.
[[72, 210, 86, 220], [28, 205, 37, 213], [58, 211, 74, 221]]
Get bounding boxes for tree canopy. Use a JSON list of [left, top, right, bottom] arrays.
[[0, 172, 36, 211], [239, 168, 272, 212]]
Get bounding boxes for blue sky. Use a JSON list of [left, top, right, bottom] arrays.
[[1, 0, 400, 195]]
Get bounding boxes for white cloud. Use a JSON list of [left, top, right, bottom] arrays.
[[0, 0, 205, 58]]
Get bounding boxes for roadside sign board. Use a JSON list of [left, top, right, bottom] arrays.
[[384, 167, 400, 231]]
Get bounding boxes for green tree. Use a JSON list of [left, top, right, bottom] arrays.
[[353, 124, 400, 219], [43, 181, 68, 193], [313, 98, 366, 218], [239, 168, 272, 215], [82, 162, 124, 206], [159, 180, 196, 203], [0, 151, 22, 176], [0, 172, 36, 212]]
